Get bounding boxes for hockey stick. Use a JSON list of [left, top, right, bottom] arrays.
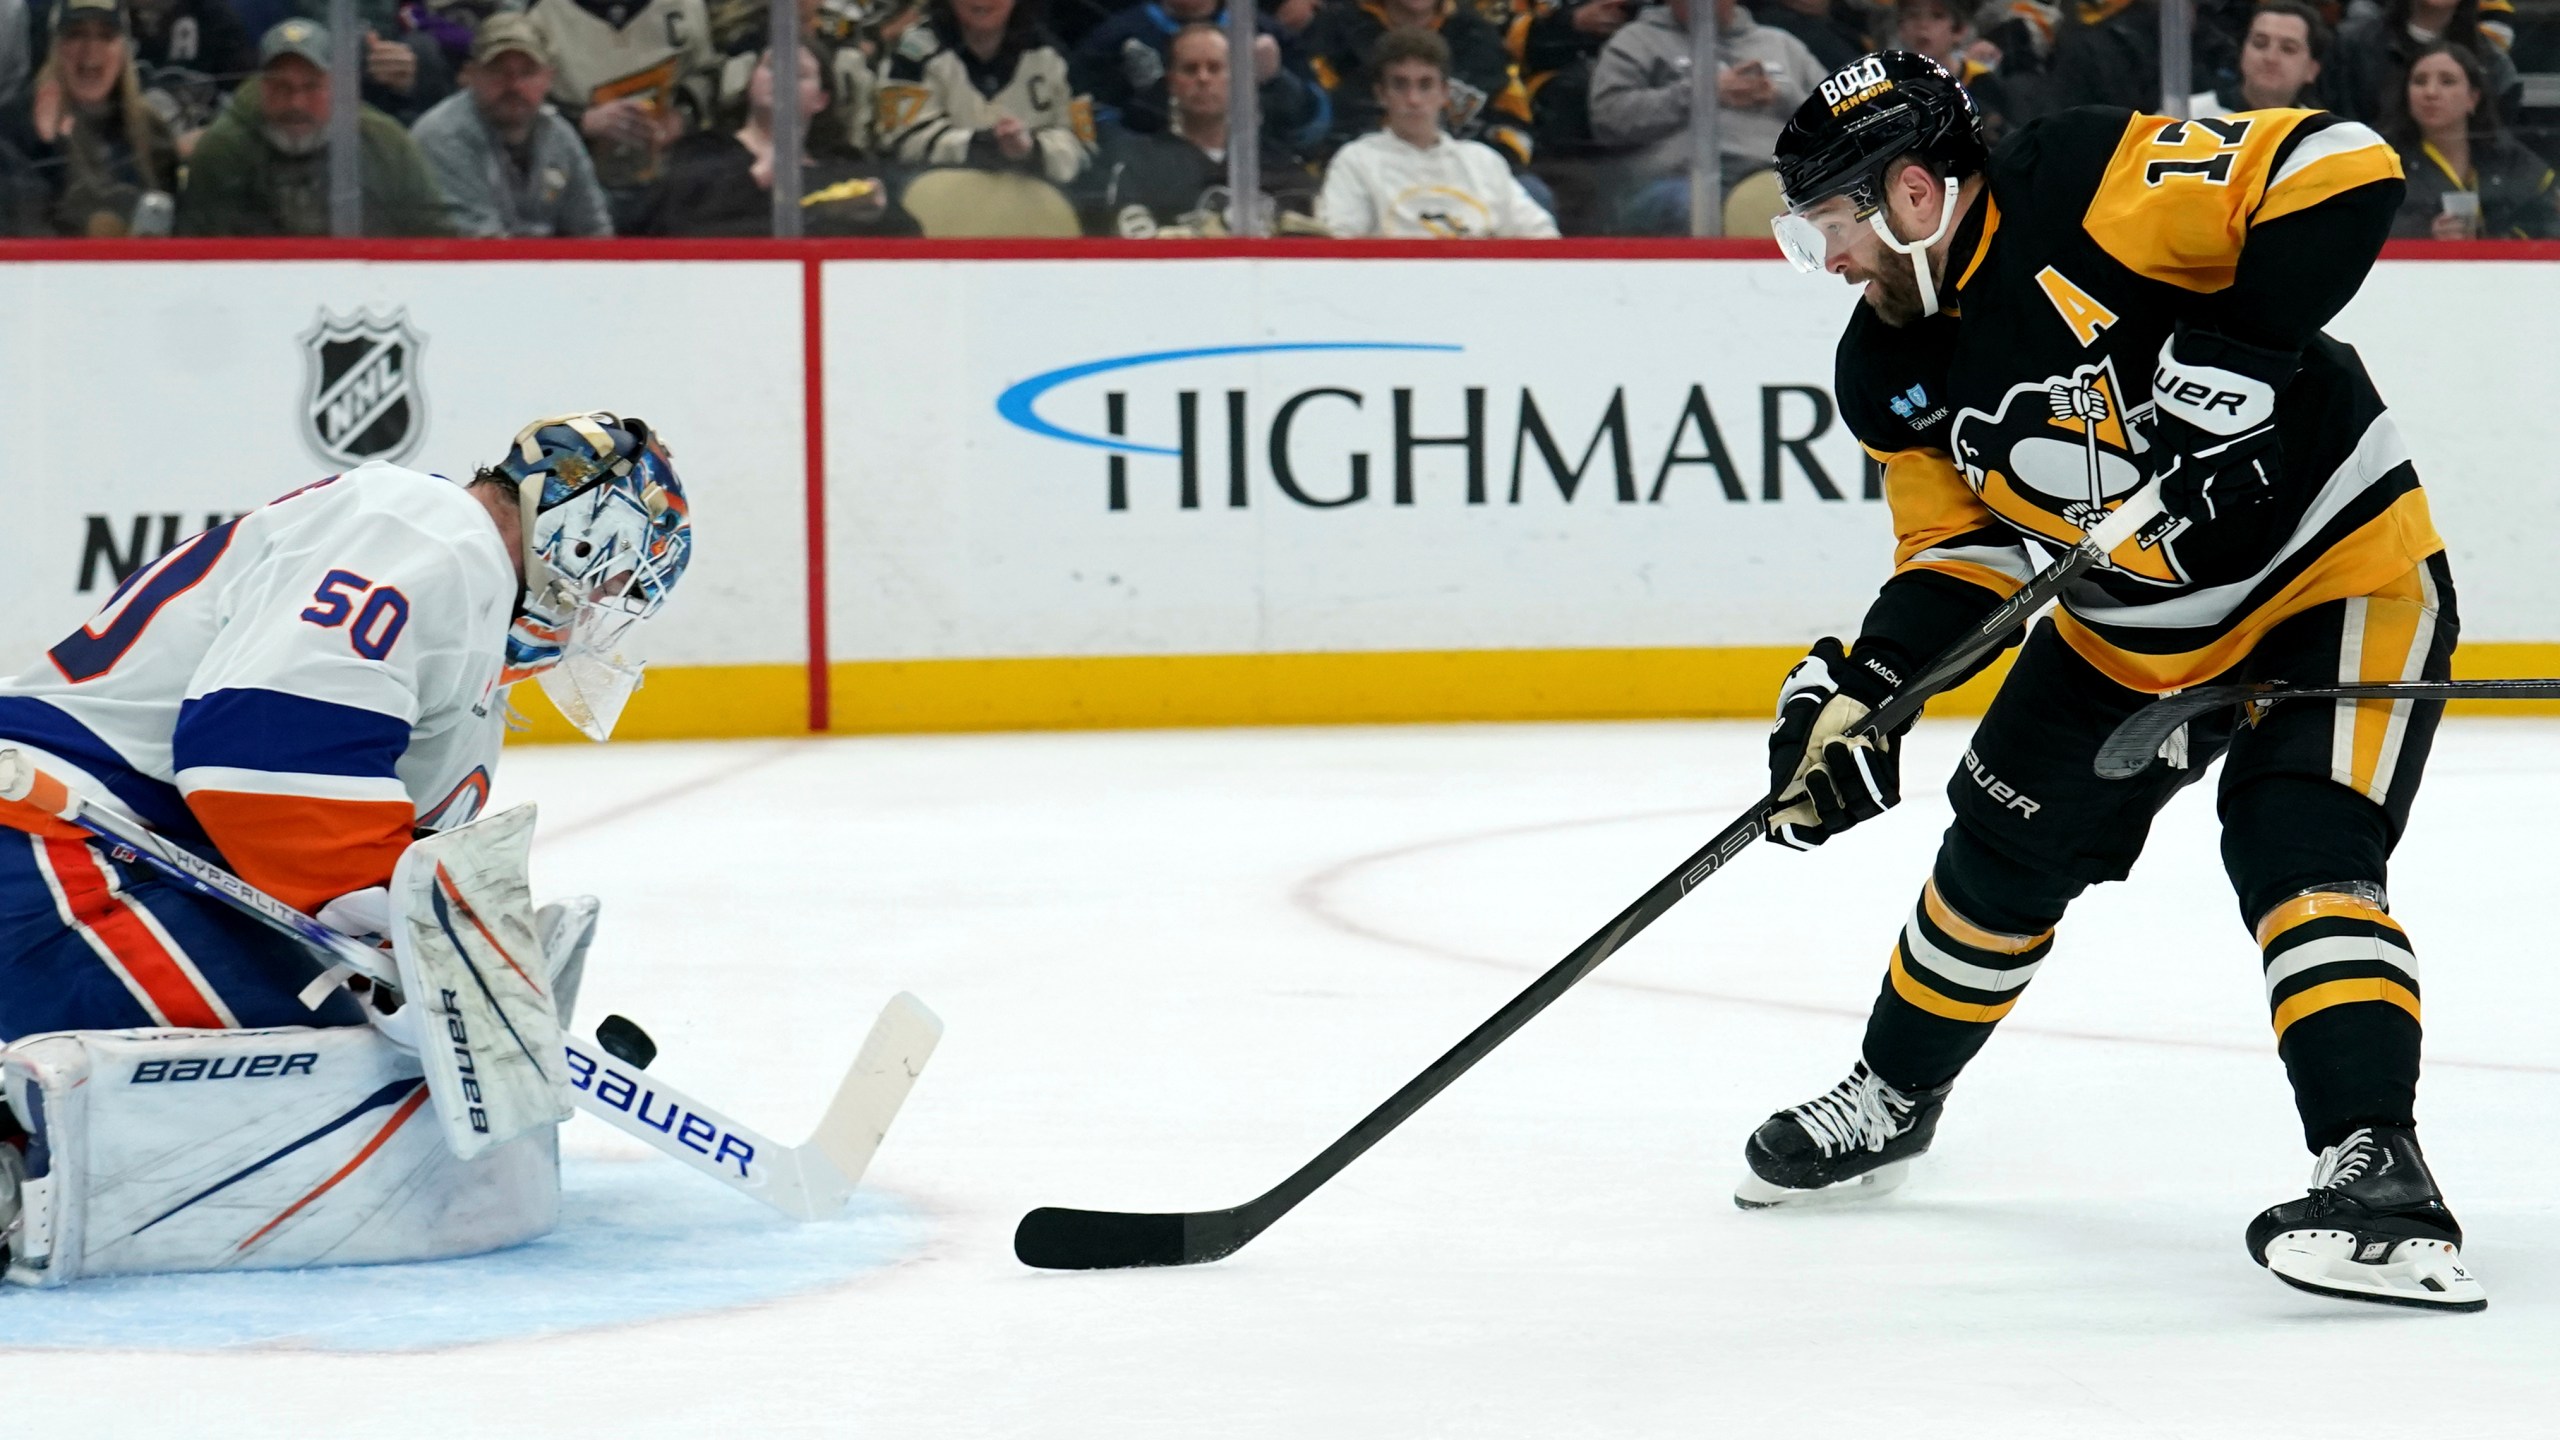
[[0, 748, 943, 1222], [2093, 676, 2560, 781], [1012, 490, 2173, 1270], [566, 992, 944, 1220]]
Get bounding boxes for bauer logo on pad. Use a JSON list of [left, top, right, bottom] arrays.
[[300, 308, 427, 468]]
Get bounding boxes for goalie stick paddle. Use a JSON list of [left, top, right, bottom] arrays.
[[0, 748, 945, 1222], [1013, 490, 2172, 1271], [2092, 677, 2560, 781]]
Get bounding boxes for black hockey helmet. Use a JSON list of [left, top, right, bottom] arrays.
[[1771, 51, 1986, 237]]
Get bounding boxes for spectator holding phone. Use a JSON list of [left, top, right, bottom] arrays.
[[2383, 38, 2553, 239], [1588, 0, 1823, 233]]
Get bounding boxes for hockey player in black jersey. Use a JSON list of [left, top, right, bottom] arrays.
[[1735, 51, 2482, 1311]]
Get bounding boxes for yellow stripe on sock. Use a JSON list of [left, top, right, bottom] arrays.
[[2254, 891, 2405, 950], [1920, 878, 2051, 955], [2270, 977, 2421, 1040], [1888, 947, 2022, 1024]]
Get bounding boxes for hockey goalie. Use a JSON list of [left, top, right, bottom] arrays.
[[0, 413, 692, 1284]]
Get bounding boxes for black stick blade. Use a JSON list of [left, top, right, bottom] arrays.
[[1014, 1206, 1256, 1269], [2093, 687, 2250, 780], [1015, 1208, 1193, 1269]]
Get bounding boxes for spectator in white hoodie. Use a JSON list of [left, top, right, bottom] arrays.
[[1318, 28, 1557, 237]]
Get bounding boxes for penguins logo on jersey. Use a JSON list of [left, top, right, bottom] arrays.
[[1948, 356, 2187, 585], [301, 309, 427, 468]]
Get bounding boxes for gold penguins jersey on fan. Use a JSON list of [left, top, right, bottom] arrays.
[[1839, 105, 2437, 694]]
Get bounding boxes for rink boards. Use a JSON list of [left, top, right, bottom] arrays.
[[2, 245, 2552, 739]]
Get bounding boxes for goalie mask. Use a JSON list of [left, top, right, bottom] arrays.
[[492, 412, 693, 741], [1770, 51, 1986, 319]]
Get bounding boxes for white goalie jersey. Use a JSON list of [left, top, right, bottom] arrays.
[[0, 462, 516, 914]]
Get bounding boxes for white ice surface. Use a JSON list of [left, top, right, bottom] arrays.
[[14, 717, 2560, 1437]]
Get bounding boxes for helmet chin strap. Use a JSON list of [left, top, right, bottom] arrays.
[[1865, 176, 1962, 318]]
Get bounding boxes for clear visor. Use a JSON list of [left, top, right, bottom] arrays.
[[535, 602, 649, 742], [1772, 212, 1827, 273]]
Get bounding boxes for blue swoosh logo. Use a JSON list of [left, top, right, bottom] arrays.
[[995, 342, 1464, 457]]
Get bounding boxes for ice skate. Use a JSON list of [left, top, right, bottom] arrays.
[[2247, 1126, 2485, 1312], [1735, 1061, 1950, 1210]]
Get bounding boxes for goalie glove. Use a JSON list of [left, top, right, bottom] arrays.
[[1765, 637, 1911, 850], [2149, 328, 2293, 523]]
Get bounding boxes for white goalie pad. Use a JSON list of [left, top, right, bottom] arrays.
[[389, 804, 574, 1160], [2, 1026, 557, 1287]]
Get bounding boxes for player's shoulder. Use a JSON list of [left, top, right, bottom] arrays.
[[1834, 306, 1960, 456], [267, 465, 511, 582], [2001, 105, 2354, 211], [1979, 105, 2137, 215]]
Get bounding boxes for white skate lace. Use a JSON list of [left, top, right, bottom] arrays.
[[2310, 1128, 2380, 1190], [1790, 1066, 1912, 1157]]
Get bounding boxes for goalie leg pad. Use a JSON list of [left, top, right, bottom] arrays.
[[2, 1025, 556, 1287], [389, 805, 573, 1161]]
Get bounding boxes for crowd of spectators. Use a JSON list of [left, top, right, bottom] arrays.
[[0, 0, 2546, 236]]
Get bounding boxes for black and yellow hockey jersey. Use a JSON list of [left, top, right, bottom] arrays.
[[1840, 105, 2438, 695]]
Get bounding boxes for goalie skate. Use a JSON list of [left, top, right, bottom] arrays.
[[2247, 1126, 2485, 1312], [1734, 1061, 1949, 1210]]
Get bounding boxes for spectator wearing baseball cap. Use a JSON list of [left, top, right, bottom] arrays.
[[411, 15, 613, 236], [0, 0, 182, 233], [177, 17, 451, 234]]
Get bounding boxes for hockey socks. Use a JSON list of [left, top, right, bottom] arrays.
[[1862, 876, 2056, 1094], [2255, 885, 2422, 1148]]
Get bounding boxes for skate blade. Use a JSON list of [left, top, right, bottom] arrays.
[[2263, 1230, 2487, 1313], [1733, 1158, 1912, 1211]]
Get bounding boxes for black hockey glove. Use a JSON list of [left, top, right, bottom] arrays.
[[2148, 328, 2294, 524], [1765, 637, 1912, 850]]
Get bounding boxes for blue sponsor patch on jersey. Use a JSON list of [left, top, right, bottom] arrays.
[[3, 1159, 929, 1351]]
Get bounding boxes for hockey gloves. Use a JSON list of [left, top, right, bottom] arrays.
[[1766, 637, 1911, 850], [2149, 328, 2293, 523]]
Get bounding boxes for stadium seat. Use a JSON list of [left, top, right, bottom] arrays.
[[1722, 168, 1786, 242], [899, 171, 1083, 238]]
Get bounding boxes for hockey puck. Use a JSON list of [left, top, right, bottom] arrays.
[[596, 1013, 657, 1070]]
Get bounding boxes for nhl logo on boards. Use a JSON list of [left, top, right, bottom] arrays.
[[300, 309, 426, 468]]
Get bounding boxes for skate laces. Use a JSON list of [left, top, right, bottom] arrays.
[[1790, 1065, 1912, 1156], [2311, 1129, 2381, 1191]]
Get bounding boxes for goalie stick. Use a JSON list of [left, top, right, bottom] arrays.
[[1012, 489, 2173, 1270], [2092, 676, 2560, 780], [0, 748, 943, 1222]]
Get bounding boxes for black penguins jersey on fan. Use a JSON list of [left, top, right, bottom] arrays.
[[1838, 105, 2438, 695]]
